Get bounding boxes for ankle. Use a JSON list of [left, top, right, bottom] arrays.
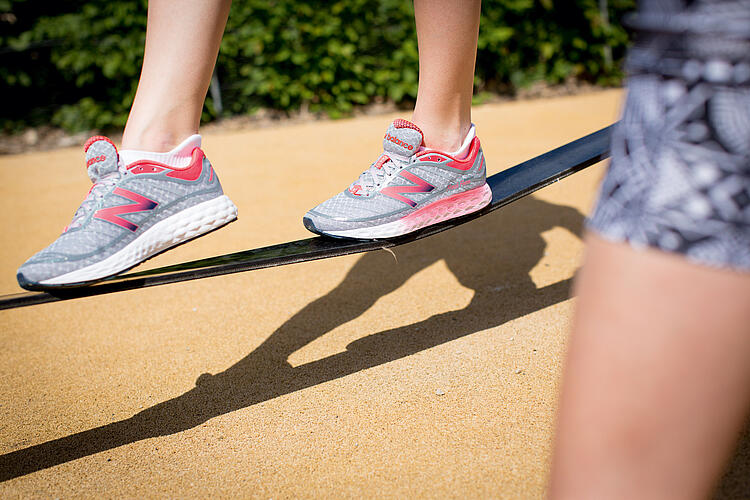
[[119, 134, 202, 168], [121, 128, 196, 153], [411, 119, 471, 153], [122, 107, 200, 152]]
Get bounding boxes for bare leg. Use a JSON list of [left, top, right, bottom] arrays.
[[411, 0, 481, 151], [121, 0, 231, 152], [549, 235, 750, 500]]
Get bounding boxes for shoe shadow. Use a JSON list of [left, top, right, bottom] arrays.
[[0, 197, 585, 481]]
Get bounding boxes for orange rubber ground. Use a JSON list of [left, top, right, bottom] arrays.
[[1, 90, 747, 498]]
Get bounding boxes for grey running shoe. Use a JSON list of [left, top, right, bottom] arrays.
[[17, 135, 237, 289], [304, 119, 491, 239]]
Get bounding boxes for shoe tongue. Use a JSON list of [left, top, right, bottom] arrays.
[[383, 119, 423, 158], [83, 136, 119, 183]]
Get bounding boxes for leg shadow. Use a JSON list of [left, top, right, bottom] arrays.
[[713, 420, 750, 499], [0, 197, 584, 481]]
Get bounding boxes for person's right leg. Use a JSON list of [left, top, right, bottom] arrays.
[[549, 235, 750, 500], [411, 0, 481, 152]]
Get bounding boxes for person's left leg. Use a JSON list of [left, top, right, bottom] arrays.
[[122, 0, 231, 153], [16, 0, 237, 290], [303, 0, 489, 240]]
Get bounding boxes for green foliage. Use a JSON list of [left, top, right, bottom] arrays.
[[217, 0, 418, 119], [2, 0, 146, 132], [1, 0, 635, 132]]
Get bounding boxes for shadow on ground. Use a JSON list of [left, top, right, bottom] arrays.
[[714, 423, 750, 498], [3, 196, 746, 495], [2, 197, 581, 480]]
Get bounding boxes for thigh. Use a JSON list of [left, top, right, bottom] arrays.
[[550, 235, 750, 500]]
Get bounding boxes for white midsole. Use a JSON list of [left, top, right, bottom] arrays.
[[325, 217, 413, 239], [40, 195, 238, 285]]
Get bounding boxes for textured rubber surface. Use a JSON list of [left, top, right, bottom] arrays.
[[317, 183, 492, 239], [20, 195, 237, 288]]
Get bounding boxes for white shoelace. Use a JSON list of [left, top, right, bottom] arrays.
[[354, 152, 414, 193]]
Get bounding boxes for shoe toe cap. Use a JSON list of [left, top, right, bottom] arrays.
[[302, 215, 323, 235], [16, 269, 42, 291], [303, 207, 360, 236], [302, 209, 343, 233], [16, 262, 51, 290], [16, 254, 76, 289]]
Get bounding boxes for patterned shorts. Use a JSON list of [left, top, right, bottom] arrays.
[[588, 0, 750, 270]]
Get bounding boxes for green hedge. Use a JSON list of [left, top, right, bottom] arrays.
[[1, 0, 635, 132]]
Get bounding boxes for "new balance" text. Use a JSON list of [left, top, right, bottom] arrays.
[[384, 133, 414, 151], [86, 155, 107, 167]]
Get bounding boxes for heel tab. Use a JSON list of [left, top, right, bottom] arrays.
[[84, 136, 117, 153]]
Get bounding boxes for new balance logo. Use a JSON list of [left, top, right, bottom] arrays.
[[86, 155, 107, 167], [384, 133, 415, 151], [94, 188, 158, 232], [381, 171, 435, 207]]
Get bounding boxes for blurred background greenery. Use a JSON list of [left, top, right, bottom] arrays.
[[0, 0, 635, 133]]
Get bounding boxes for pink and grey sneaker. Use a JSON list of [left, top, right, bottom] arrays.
[[303, 119, 492, 239], [16, 135, 237, 290]]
